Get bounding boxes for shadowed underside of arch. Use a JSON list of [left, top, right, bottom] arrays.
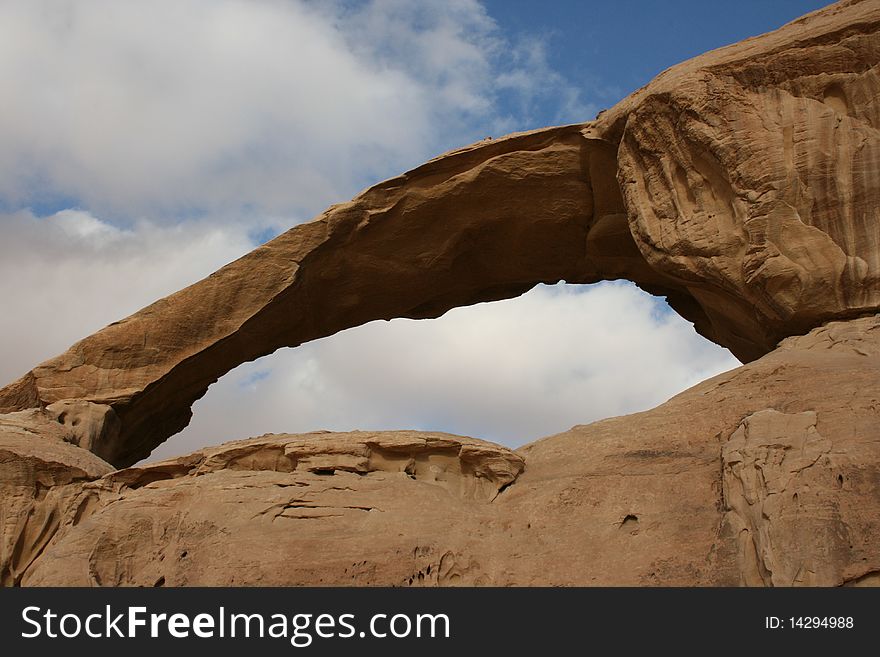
[[2, 0, 880, 468]]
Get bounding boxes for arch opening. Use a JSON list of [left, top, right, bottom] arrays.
[[0, 125, 761, 468], [145, 281, 739, 464]]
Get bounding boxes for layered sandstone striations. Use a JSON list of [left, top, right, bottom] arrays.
[[1, 0, 879, 586]]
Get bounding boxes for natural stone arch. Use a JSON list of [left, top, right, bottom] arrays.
[[3, 0, 880, 469], [0, 126, 696, 466], [4, 0, 880, 589]]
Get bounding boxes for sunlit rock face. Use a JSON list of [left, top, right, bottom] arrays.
[[615, 29, 880, 362], [2, 0, 880, 586]]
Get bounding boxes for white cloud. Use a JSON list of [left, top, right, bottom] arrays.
[[148, 282, 739, 460], [0, 0, 593, 219], [0, 1, 738, 463], [0, 209, 260, 381], [494, 36, 596, 127]]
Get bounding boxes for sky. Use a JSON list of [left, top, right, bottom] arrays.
[[0, 0, 828, 462]]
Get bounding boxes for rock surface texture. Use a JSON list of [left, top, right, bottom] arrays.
[[1, 0, 879, 586]]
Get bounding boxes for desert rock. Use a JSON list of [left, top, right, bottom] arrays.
[[1, 0, 879, 586], [3, 2, 880, 467], [19, 316, 880, 586], [0, 411, 112, 585]]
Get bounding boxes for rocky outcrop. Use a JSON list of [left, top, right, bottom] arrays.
[[3, 1, 880, 468], [0, 412, 112, 586], [722, 409, 836, 586], [19, 316, 880, 586], [612, 5, 880, 361], [20, 432, 523, 586], [1, 0, 880, 586]]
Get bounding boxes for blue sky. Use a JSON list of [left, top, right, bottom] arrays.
[[484, 0, 828, 124], [0, 0, 830, 226], [0, 0, 824, 460]]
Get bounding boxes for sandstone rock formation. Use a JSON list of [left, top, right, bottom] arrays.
[[1, 0, 879, 586], [0, 411, 113, 586], [17, 317, 880, 586]]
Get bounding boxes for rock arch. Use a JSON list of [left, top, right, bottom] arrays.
[[0, 128, 691, 467], [2, 0, 880, 470]]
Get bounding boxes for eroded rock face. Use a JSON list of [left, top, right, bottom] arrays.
[[21, 432, 524, 586], [722, 409, 837, 586], [498, 314, 880, 586], [2, 1, 880, 467], [614, 22, 880, 359], [0, 412, 112, 586], [1, 1, 879, 586]]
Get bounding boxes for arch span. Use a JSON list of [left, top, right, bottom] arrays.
[[4, 0, 880, 467], [0, 126, 703, 466]]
